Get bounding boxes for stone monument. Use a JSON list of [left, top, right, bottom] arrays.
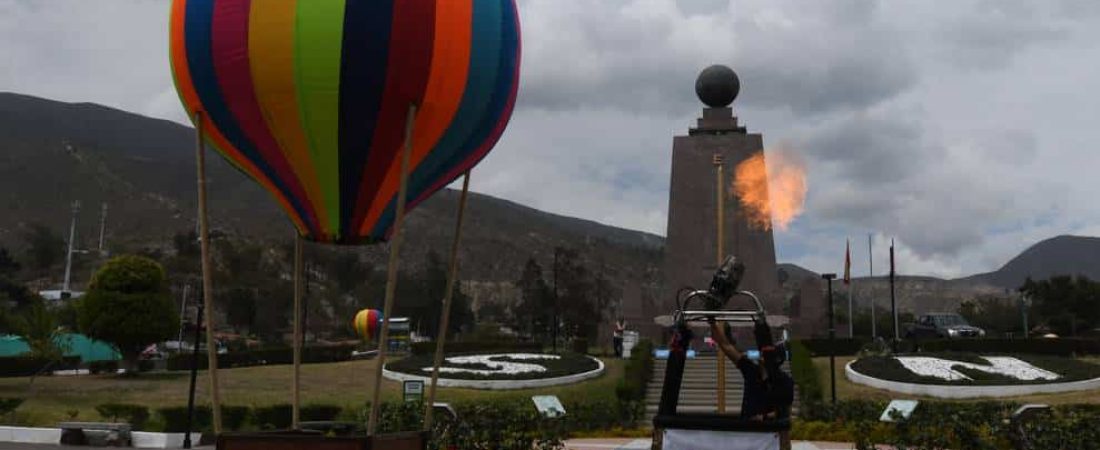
[[650, 65, 784, 339]]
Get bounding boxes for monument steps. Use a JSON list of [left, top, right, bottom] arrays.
[[642, 356, 799, 424]]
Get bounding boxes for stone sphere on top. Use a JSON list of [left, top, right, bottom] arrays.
[[695, 64, 740, 108]]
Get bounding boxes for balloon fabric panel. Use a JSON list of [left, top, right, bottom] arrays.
[[358, 0, 473, 238], [371, 1, 521, 238], [348, 0, 437, 234], [211, 0, 323, 235], [171, 0, 309, 236], [295, 0, 346, 238], [337, 0, 393, 242], [169, 0, 520, 244], [249, 0, 331, 240]]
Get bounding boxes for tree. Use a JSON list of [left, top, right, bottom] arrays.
[[224, 287, 257, 335], [21, 224, 65, 272], [1020, 275, 1100, 336], [554, 247, 611, 342], [12, 300, 67, 363], [958, 295, 1022, 336], [393, 251, 473, 339], [0, 247, 20, 276], [513, 258, 553, 339], [79, 255, 178, 373]]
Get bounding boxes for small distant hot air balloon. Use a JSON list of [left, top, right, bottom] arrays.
[[353, 309, 383, 342]]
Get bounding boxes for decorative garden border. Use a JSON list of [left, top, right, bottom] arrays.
[[846, 360, 1100, 399], [383, 355, 606, 390]]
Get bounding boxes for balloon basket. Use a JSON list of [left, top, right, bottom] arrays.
[[652, 414, 789, 450], [216, 430, 427, 450]]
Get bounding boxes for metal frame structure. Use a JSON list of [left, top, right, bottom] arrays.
[[654, 285, 791, 450]]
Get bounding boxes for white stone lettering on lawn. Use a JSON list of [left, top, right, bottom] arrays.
[[421, 353, 561, 376], [895, 356, 1061, 381]]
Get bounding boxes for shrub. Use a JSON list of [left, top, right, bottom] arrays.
[[253, 404, 292, 430], [164, 344, 359, 371], [800, 338, 868, 356], [157, 405, 210, 433], [789, 340, 823, 406], [410, 341, 543, 356], [300, 404, 342, 422], [0, 398, 24, 417], [0, 355, 81, 377], [88, 360, 118, 375], [221, 405, 251, 431], [95, 403, 150, 430], [570, 338, 588, 355]]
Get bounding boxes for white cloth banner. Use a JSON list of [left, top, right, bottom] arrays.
[[663, 429, 780, 450]]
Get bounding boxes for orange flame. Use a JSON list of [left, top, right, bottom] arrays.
[[732, 148, 806, 231]]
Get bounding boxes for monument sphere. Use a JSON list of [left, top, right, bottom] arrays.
[[695, 65, 740, 108]]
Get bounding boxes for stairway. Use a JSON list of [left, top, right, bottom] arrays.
[[642, 355, 798, 423]]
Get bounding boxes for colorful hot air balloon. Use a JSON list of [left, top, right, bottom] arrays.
[[169, 0, 521, 244], [353, 309, 382, 342]]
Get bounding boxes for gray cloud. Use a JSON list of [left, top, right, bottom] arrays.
[[517, 0, 916, 117], [4, 0, 1100, 278]]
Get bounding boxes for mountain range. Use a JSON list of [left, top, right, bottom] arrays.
[[2, 92, 1096, 315]]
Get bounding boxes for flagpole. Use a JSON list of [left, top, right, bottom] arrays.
[[890, 238, 898, 344], [868, 234, 876, 339], [847, 240, 854, 338]]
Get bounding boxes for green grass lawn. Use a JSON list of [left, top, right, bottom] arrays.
[[813, 356, 1100, 405], [0, 357, 624, 427]]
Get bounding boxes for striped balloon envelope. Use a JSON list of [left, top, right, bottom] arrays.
[[353, 309, 382, 342], [169, 0, 521, 244]]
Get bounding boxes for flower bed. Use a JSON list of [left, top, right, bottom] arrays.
[[850, 353, 1100, 385], [385, 352, 599, 381]]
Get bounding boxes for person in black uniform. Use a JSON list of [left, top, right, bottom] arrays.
[[708, 318, 794, 421]]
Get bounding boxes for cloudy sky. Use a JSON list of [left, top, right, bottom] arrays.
[[3, 0, 1099, 278]]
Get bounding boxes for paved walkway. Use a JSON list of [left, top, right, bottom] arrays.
[[565, 438, 857, 450]]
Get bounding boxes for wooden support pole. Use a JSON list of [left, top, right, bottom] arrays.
[[713, 154, 726, 414], [368, 103, 417, 435], [194, 112, 222, 433], [292, 235, 303, 429], [423, 171, 472, 431]]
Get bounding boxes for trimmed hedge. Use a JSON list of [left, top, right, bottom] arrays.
[[88, 360, 119, 375], [253, 404, 292, 430], [918, 338, 1100, 356], [95, 403, 149, 430], [165, 344, 358, 371], [409, 340, 543, 356], [300, 404, 342, 422], [156, 405, 255, 432], [789, 341, 823, 405], [385, 352, 599, 380], [0, 398, 23, 416], [850, 353, 1100, 385], [614, 339, 653, 425], [0, 356, 81, 377], [800, 338, 868, 357], [798, 399, 1100, 449]]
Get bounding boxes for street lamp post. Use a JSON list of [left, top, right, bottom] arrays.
[[822, 273, 837, 406], [183, 293, 204, 449], [553, 249, 559, 353]]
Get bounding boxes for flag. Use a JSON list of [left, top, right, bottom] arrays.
[[843, 239, 851, 285]]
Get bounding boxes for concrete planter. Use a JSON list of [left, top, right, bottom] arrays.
[[132, 431, 203, 448], [0, 426, 61, 444]]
